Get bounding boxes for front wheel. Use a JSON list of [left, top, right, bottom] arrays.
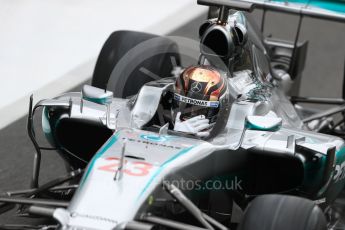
[[238, 195, 327, 230]]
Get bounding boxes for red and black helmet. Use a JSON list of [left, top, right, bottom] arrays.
[[173, 65, 227, 123]]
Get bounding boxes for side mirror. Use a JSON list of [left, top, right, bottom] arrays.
[[234, 115, 282, 149], [82, 85, 113, 105], [245, 115, 282, 131], [81, 85, 115, 130]]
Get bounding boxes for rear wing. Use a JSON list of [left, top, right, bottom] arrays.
[[198, 0, 345, 22]]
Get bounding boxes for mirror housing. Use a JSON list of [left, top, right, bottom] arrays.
[[82, 85, 113, 105], [245, 115, 282, 131], [234, 115, 282, 149], [81, 85, 115, 130]]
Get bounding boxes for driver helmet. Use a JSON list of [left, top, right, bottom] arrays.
[[173, 65, 227, 123]]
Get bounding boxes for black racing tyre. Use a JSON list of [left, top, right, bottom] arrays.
[[237, 195, 327, 230], [91, 30, 180, 98]]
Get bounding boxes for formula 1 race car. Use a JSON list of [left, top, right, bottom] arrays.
[[1, 0, 345, 229]]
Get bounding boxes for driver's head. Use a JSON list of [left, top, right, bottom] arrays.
[[173, 65, 227, 123]]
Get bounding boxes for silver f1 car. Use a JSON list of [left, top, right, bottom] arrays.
[[1, 0, 345, 229]]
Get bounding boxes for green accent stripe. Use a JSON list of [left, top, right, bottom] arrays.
[[270, 0, 345, 14], [137, 145, 195, 201], [336, 146, 345, 165], [79, 132, 120, 187], [245, 123, 281, 131], [83, 96, 111, 105]]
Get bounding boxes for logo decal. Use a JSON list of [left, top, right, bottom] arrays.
[[140, 134, 167, 142], [126, 136, 181, 149], [191, 82, 202, 93], [174, 93, 219, 108], [209, 101, 219, 108]]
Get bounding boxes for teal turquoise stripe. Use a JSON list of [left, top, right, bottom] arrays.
[[270, 0, 345, 14], [245, 121, 281, 131], [136, 145, 195, 201], [83, 96, 111, 105], [303, 146, 345, 188], [80, 132, 120, 187], [336, 146, 345, 165]]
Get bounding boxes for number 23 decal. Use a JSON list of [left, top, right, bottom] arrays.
[[98, 157, 153, 176]]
